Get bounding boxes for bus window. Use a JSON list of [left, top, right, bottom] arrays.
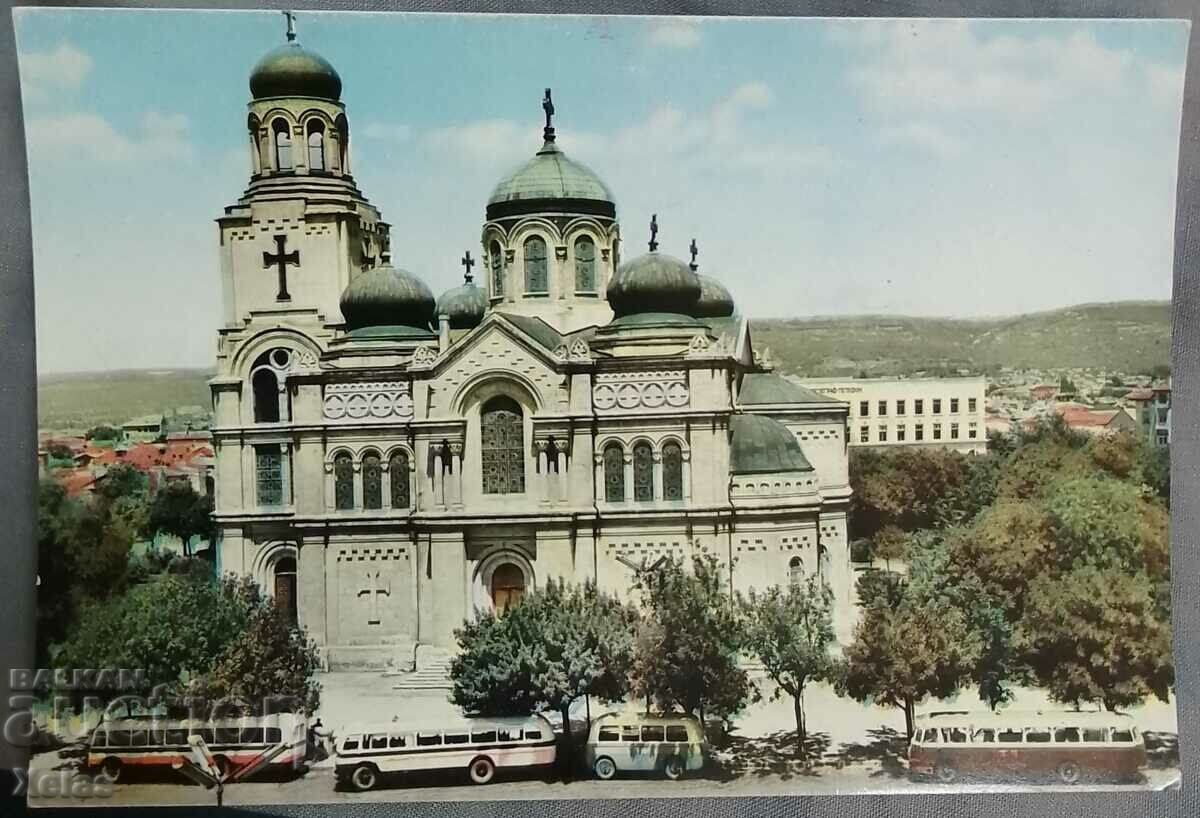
[[1025, 728, 1051, 743], [621, 726, 640, 742], [216, 727, 240, 744], [342, 737, 360, 751], [129, 728, 150, 746], [1111, 729, 1134, 743], [597, 726, 620, 742], [445, 733, 469, 745], [642, 725, 666, 742], [369, 734, 388, 750], [998, 729, 1023, 743], [471, 730, 497, 743], [942, 728, 967, 744], [971, 729, 995, 743], [197, 729, 215, 744], [922, 729, 939, 744], [165, 729, 189, 745], [416, 732, 442, 747], [665, 725, 689, 742], [265, 727, 282, 743], [92, 731, 108, 747], [524, 730, 542, 741], [389, 735, 407, 748], [1054, 727, 1080, 743], [242, 728, 265, 744], [497, 729, 518, 743], [1082, 728, 1107, 743]]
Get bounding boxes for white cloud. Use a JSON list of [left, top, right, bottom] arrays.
[[19, 41, 93, 94], [27, 110, 191, 164], [421, 118, 528, 167], [646, 19, 701, 49], [877, 122, 963, 158], [361, 122, 414, 143]]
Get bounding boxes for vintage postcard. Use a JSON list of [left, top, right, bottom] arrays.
[[13, 8, 1184, 806]]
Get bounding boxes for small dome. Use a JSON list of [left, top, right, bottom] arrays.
[[340, 257, 435, 336], [606, 252, 702, 321], [250, 42, 342, 101], [729, 414, 814, 474], [436, 276, 488, 330], [693, 274, 736, 318], [487, 140, 615, 219]]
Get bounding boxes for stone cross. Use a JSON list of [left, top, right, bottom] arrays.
[[358, 570, 390, 625], [689, 238, 699, 271], [542, 88, 555, 141], [461, 250, 475, 283], [263, 234, 299, 301], [283, 10, 297, 42], [649, 214, 659, 252]]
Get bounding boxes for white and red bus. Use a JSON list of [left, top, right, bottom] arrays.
[[85, 713, 307, 782], [909, 710, 1146, 785]]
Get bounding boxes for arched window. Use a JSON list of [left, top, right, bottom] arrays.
[[603, 442, 625, 502], [491, 563, 526, 614], [524, 236, 548, 294], [633, 441, 654, 502], [490, 240, 504, 297], [481, 396, 525, 495], [334, 452, 354, 510], [389, 451, 410, 509], [817, 544, 830, 587], [251, 348, 291, 423], [789, 555, 804, 586], [662, 441, 683, 501], [574, 236, 596, 293], [362, 450, 382, 510], [307, 121, 325, 171], [247, 115, 262, 175], [274, 556, 298, 627], [273, 119, 293, 171]]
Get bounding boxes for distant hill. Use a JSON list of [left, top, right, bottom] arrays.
[[38, 368, 213, 433], [751, 301, 1172, 378], [35, 302, 1172, 431]]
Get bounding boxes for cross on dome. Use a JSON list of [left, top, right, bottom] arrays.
[[542, 88, 556, 143], [461, 250, 475, 283], [649, 214, 659, 252], [689, 238, 699, 271], [283, 10, 297, 42]]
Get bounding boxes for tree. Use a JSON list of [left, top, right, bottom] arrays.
[[450, 580, 638, 772], [1017, 566, 1172, 711], [146, 482, 215, 556], [95, 463, 147, 504], [1042, 476, 1152, 576], [631, 554, 751, 723], [741, 575, 835, 750], [85, 425, 122, 442], [840, 571, 982, 740]]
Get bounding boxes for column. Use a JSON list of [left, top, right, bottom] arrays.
[[536, 441, 550, 505], [450, 442, 464, 508], [555, 443, 568, 505], [623, 453, 634, 502], [323, 461, 334, 511], [380, 461, 392, 511], [682, 450, 693, 501], [352, 459, 363, 509], [432, 446, 445, 508], [652, 451, 664, 503], [593, 454, 604, 503]]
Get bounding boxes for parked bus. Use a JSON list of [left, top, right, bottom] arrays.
[[584, 712, 706, 780], [333, 714, 556, 791], [908, 710, 1146, 784], [85, 713, 307, 783]]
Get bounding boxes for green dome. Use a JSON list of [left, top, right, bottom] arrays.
[[340, 257, 435, 336], [436, 276, 488, 330], [606, 251, 702, 322], [729, 414, 814, 474], [250, 42, 342, 101], [693, 274, 736, 319], [487, 140, 615, 219]]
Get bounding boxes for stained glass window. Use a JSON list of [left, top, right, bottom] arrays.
[[490, 240, 504, 297], [389, 451, 410, 509], [256, 444, 284, 506], [574, 236, 595, 292], [662, 442, 683, 500], [524, 236, 548, 294], [633, 442, 653, 502], [362, 450, 382, 510], [334, 451, 354, 510], [603, 443, 624, 502], [481, 397, 525, 495]]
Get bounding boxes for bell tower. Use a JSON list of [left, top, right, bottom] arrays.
[[216, 12, 388, 332]]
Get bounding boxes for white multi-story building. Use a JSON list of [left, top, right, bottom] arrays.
[[797, 377, 989, 455]]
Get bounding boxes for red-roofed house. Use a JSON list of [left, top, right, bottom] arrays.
[[1030, 384, 1059, 402], [1056, 403, 1138, 436]]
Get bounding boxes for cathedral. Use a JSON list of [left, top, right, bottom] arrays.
[[211, 24, 854, 672]]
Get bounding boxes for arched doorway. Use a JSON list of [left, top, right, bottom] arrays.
[[490, 562, 526, 614], [274, 556, 298, 627]]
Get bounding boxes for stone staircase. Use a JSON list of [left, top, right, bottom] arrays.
[[390, 645, 454, 691]]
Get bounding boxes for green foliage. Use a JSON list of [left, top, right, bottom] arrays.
[[1017, 567, 1173, 711], [1042, 476, 1144, 573], [631, 554, 752, 722], [46, 443, 75, 460], [96, 463, 148, 504], [85, 425, 122, 442], [146, 482, 215, 556], [741, 576, 835, 746]]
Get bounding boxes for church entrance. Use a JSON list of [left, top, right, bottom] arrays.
[[490, 562, 526, 613], [273, 556, 298, 627]]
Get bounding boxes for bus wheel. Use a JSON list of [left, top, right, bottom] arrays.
[[1057, 761, 1081, 785], [99, 757, 122, 783], [468, 757, 495, 785], [594, 757, 617, 780], [664, 758, 685, 780], [351, 764, 378, 791], [935, 763, 958, 784]]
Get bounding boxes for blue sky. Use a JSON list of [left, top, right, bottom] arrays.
[[13, 10, 1190, 374]]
